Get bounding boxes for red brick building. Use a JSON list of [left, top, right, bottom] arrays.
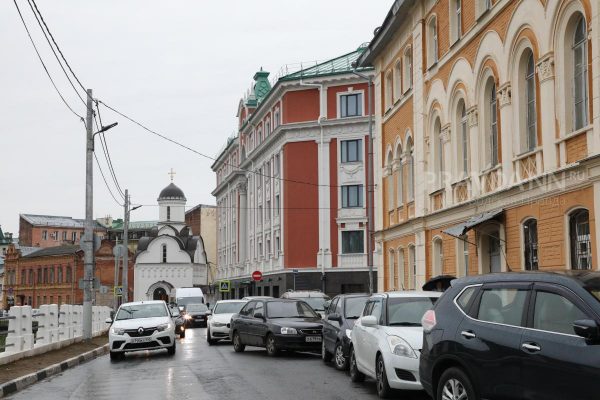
[[2, 240, 133, 309], [19, 214, 107, 248]]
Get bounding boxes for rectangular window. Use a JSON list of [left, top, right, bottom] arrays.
[[274, 154, 280, 176], [62, 231, 67, 241], [341, 139, 362, 163], [42, 230, 48, 240], [342, 185, 364, 208], [476, 288, 528, 326], [456, 0, 462, 38], [276, 236, 280, 253], [71, 231, 77, 241], [54, 231, 59, 241], [342, 231, 365, 254], [340, 93, 363, 118], [162, 245, 167, 263], [275, 195, 280, 217]]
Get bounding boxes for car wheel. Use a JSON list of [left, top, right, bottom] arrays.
[[437, 367, 476, 400], [232, 331, 245, 353], [167, 340, 176, 356], [265, 334, 279, 357], [109, 351, 122, 362], [334, 342, 349, 370], [322, 341, 332, 363], [349, 347, 365, 383], [376, 355, 392, 398], [207, 328, 217, 345]]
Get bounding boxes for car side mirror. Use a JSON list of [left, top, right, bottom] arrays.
[[254, 312, 265, 320], [360, 315, 377, 327], [327, 313, 342, 323], [206, 310, 212, 316], [573, 319, 600, 341], [323, 300, 331, 311], [105, 317, 113, 324]]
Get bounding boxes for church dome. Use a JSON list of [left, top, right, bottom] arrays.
[[158, 182, 186, 201]]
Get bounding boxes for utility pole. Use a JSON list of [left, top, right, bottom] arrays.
[[83, 88, 94, 341], [122, 189, 129, 303]]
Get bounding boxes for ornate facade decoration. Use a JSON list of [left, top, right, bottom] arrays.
[[498, 82, 512, 107], [536, 53, 555, 83]]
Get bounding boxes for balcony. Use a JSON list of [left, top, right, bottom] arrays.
[[514, 148, 542, 182], [480, 165, 502, 193], [338, 253, 367, 268]]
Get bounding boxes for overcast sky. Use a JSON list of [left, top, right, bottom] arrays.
[[0, 0, 391, 235]]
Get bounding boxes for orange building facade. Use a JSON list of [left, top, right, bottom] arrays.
[[212, 48, 377, 297], [358, 0, 600, 291]]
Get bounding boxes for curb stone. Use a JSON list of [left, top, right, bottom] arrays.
[[0, 344, 109, 398]]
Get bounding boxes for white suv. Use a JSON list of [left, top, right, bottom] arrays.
[[349, 291, 441, 398], [107, 300, 176, 361]]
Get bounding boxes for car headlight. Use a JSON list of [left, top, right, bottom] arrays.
[[111, 327, 125, 335], [212, 322, 226, 328], [157, 323, 172, 332], [280, 327, 298, 335], [386, 335, 417, 358], [183, 314, 192, 320], [345, 329, 352, 340]]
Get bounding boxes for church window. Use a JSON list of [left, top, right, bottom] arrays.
[[162, 245, 167, 263], [167, 206, 171, 221]]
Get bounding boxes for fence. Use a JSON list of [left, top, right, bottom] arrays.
[[0, 305, 111, 365]]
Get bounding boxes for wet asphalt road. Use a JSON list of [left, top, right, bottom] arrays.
[[8, 327, 430, 400]]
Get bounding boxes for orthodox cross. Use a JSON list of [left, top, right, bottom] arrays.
[[168, 168, 176, 182]]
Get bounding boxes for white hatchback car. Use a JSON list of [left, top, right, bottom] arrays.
[[349, 291, 442, 398], [107, 300, 176, 361], [206, 299, 248, 344]]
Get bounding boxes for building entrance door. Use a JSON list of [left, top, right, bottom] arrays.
[[489, 232, 501, 273], [153, 287, 168, 301]]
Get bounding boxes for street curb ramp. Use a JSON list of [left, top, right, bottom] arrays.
[[0, 344, 109, 398]]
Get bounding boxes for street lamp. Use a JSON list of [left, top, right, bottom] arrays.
[[351, 63, 374, 295]]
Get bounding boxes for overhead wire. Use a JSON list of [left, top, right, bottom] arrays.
[[94, 152, 123, 207], [12, 0, 83, 120], [95, 101, 126, 199], [97, 100, 373, 189], [25, 0, 86, 106], [29, 0, 87, 93]]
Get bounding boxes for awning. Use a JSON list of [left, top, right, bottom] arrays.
[[443, 209, 504, 238]]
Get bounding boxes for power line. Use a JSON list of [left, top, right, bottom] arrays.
[[13, 0, 83, 120], [25, 0, 86, 106], [95, 101, 125, 199], [94, 152, 123, 207], [29, 0, 87, 93], [97, 100, 373, 189], [134, 204, 361, 211]]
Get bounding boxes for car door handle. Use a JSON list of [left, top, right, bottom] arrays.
[[460, 330, 476, 339], [521, 342, 541, 352]]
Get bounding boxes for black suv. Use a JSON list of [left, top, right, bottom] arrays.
[[321, 293, 369, 370], [420, 271, 600, 400]]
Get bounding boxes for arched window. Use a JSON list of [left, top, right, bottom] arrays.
[[569, 209, 591, 270], [407, 138, 415, 201], [396, 143, 403, 206], [433, 238, 443, 276], [457, 99, 469, 175], [386, 149, 394, 211], [484, 79, 499, 167], [162, 244, 167, 263], [385, 72, 393, 110], [433, 117, 444, 188], [408, 245, 416, 290], [66, 266, 72, 283], [428, 17, 438, 66], [523, 219, 538, 270], [265, 119, 271, 136], [519, 50, 538, 152], [572, 16, 588, 131], [57, 267, 63, 284], [403, 48, 412, 91], [397, 249, 405, 290], [388, 250, 395, 290], [394, 60, 402, 101]]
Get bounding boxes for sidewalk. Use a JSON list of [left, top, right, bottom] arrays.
[[0, 336, 108, 397]]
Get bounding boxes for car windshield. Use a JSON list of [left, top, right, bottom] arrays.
[[267, 301, 319, 318], [186, 304, 208, 312], [387, 297, 438, 326], [213, 302, 246, 314], [177, 297, 203, 307], [290, 296, 330, 311], [116, 303, 168, 320], [344, 296, 369, 319]]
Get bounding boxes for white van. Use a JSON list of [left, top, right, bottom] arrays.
[[170, 287, 204, 310]]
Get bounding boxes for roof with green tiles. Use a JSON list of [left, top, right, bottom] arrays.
[[110, 220, 158, 231], [279, 44, 373, 81]]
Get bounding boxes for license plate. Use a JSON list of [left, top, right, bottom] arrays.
[[305, 336, 322, 343], [130, 337, 152, 344]]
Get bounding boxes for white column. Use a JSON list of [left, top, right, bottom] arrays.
[[412, 21, 426, 217], [467, 106, 481, 197], [239, 183, 248, 266], [498, 82, 514, 186], [536, 53, 558, 171], [415, 229, 427, 288], [317, 137, 332, 269]]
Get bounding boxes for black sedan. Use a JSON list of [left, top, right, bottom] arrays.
[[322, 293, 369, 370], [229, 299, 324, 356], [169, 305, 186, 338], [184, 303, 210, 327]]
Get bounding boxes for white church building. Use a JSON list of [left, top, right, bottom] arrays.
[[134, 182, 208, 301]]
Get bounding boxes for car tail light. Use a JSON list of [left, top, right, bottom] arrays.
[[422, 310, 436, 332]]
